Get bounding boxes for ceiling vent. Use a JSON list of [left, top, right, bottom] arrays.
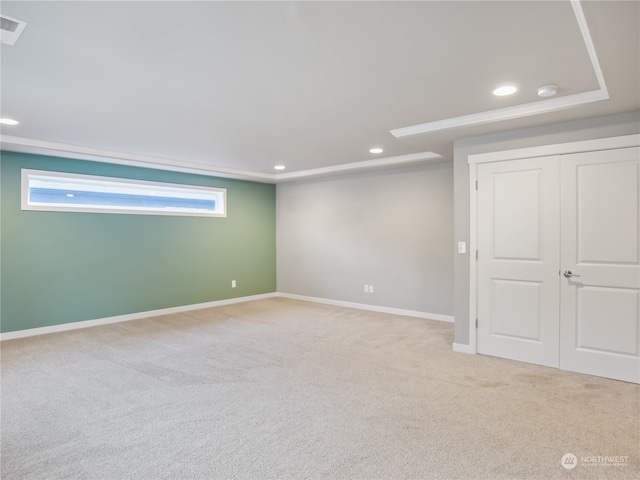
[[1, 15, 27, 46]]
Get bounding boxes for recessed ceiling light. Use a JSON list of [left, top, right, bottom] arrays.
[[537, 85, 558, 97], [274, 165, 286, 171], [369, 148, 383, 154], [0, 118, 19, 125], [492, 85, 518, 97]]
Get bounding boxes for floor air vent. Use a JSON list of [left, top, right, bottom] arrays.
[[1, 14, 27, 46]]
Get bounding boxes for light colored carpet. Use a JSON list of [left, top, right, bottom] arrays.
[[1, 297, 638, 480]]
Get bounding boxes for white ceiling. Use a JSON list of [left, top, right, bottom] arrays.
[[1, 0, 638, 182]]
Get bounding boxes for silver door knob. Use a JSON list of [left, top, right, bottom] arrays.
[[563, 270, 581, 278]]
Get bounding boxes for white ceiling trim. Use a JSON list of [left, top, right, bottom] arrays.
[[274, 151, 444, 182], [0, 135, 276, 182], [570, 0, 608, 97], [390, 0, 609, 139], [390, 89, 609, 138], [1, 135, 442, 184]]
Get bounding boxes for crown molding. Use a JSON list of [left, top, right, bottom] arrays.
[[391, 0, 609, 139], [0, 135, 276, 182], [274, 151, 443, 182], [390, 89, 609, 138], [570, 0, 607, 97], [1, 135, 443, 184]]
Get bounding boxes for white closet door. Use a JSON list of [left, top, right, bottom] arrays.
[[477, 156, 561, 367], [559, 147, 640, 383]]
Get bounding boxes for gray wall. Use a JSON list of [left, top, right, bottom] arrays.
[[277, 163, 453, 316], [453, 111, 640, 345]]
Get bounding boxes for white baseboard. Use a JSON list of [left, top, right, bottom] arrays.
[[452, 342, 476, 354], [2, 292, 455, 341], [276, 292, 454, 323], [0, 293, 278, 341]]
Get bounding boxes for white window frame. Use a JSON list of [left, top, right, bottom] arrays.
[[21, 169, 227, 217]]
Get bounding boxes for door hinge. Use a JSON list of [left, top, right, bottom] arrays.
[[476, 250, 478, 260], [475, 318, 478, 329], [475, 180, 478, 190]]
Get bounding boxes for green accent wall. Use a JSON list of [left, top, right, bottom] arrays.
[[0, 152, 276, 333]]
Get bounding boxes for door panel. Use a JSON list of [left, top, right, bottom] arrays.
[[491, 279, 542, 340], [477, 156, 560, 367], [560, 147, 640, 383], [576, 286, 638, 355], [576, 160, 638, 264], [493, 170, 542, 260]]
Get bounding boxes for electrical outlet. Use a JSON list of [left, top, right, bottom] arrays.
[[369, 285, 374, 293], [231, 280, 236, 288], [364, 284, 369, 293]]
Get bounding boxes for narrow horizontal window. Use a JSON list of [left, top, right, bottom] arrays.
[[21, 169, 226, 217]]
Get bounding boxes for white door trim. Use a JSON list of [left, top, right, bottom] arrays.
[[465, 134, 640, 355], [468, 134, 639, 165]]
